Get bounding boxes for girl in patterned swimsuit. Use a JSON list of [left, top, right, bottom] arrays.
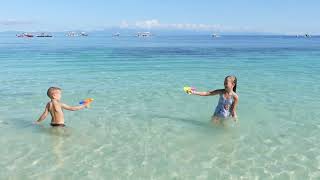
[[191, 75, 239, 124]]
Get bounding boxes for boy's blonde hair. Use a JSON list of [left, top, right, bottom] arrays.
[[47, 87, 61, 98]]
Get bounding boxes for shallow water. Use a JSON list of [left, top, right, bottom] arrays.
[[0, 35, 320, 179]]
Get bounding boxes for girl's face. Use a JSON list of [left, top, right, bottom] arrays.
[[224, 78, 234, 91]]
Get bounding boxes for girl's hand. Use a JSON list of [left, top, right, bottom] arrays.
[[231, 112, 238, 122], [233, 117, 238, 122]]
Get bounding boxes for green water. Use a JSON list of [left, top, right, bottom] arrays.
[[0, 35, 320, 179]]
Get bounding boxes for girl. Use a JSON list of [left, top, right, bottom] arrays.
[[191, 75, 239, 124]]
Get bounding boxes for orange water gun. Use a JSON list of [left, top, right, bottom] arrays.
[[79, 98, 94, 107]]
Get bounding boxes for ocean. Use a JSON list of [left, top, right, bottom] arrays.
[[0, 34, 320, 179]]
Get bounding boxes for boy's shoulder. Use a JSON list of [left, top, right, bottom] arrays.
[[47, 100, 61, 107], [50, 99, 60, 103]]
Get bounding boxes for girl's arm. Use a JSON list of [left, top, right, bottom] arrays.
[[35, 103, 49, 124], [231, 94, 239, 120], [192, 89, 224, 96], [61, 103, 87, 111]]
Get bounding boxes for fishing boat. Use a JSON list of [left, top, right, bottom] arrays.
[[137, 32, 152, 37], [66, 32, 79, 37], [305, 34, 311, 38], [80, 32, 88, 36], [113, 32, 120, 37], [66, 31, 88, 37], [36, 33, 53, 37], [212, 33, 220, 38], [16, 33, 34, 38], [296, 34, 312, 38]]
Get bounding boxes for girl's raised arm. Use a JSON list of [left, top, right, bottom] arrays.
[[192, 89, 224, 96]]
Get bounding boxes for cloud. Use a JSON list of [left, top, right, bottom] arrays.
[[0, 19, 34, 26], [119, 19, 249, 32], [119, 20, 129, 28], [135, 19, 161, 29]]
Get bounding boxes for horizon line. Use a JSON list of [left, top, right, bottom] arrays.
[[0, 30, 318, 36]]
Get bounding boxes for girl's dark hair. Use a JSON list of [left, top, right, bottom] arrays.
[[225, 75, 237, 93]]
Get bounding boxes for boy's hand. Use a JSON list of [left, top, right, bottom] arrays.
[[33, 121, 40, 125]]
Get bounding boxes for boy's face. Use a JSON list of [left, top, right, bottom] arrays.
[[52, 90, 62, 100]]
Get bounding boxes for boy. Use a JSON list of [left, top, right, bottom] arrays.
[[35, 87, 88, 127]]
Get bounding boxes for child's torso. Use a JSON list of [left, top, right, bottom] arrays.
[[48, 101, 64, 124], [214, 92, 235, 117]]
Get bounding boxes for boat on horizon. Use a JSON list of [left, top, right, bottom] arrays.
[[212, 33, 220, 38], [296, 34, 311, 38], [66, 31, 88, 37], [80, 32, 88, 36], [16, 33, 34, 38], [113, 32, 120, 37], [305, 34, 311, 38], [136, 32, 152, 37], [36, 33, 53, 37], [66, 32, 78, 37]]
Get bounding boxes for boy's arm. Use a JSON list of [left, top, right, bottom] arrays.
[[231, 94, 239, 120], [61, 103, 87, 111], [192, 89, 224, 96], [35, 104, 49, 124]]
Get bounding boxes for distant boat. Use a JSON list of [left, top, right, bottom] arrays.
[[137, 32, 152, 37], [66, 32, 78, 37], [80, 32, 88, 36], [113, 32, 120, 37], [36, 33, 53, 37], [305, 34, 311, 38], [296, 34, 311, 38], [66, 31, 88, 37], [16, 33, 33, 38], [212, 34, 220, 38], [16, 33, 34, 38]]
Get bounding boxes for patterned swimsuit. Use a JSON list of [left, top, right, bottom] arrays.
[[214, 93, 234, 118]]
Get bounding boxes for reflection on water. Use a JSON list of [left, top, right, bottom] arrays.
[[37, 125, 72, 169]]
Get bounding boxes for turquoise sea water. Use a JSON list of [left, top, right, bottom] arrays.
[[0, 34, 320, 179]]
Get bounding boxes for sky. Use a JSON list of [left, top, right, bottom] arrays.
[[0, 0, 319, 34]]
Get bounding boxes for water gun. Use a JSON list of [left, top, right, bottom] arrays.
[[79, 98, 94, 107], [183, 87, 196, 94]]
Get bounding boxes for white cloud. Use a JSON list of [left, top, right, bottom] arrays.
[[119, 19, 248, 32], [119, 20, 129, 28], [135, 19, 161, 29]]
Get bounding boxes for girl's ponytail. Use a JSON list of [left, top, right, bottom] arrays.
[[233, 76, 237, 93]]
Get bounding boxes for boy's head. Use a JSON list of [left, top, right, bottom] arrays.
[[47, 87, 62, 100]]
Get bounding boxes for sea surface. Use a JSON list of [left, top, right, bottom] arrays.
[[0, 34, 320, 179]]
